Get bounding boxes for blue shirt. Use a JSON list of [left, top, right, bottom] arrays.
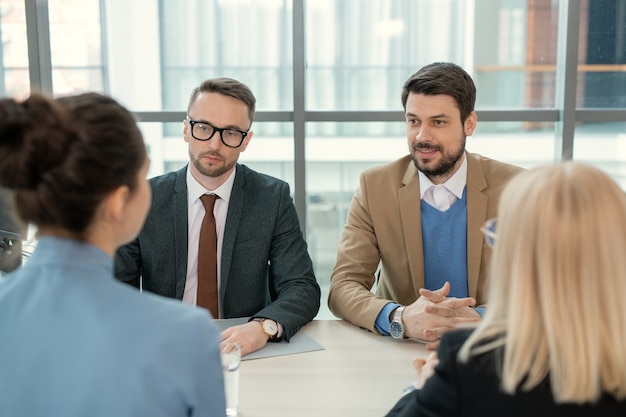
[[0, 237, 226, 417]]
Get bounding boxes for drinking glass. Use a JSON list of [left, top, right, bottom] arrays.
[[220, 343, 241, 416]]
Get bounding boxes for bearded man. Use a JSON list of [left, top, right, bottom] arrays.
[[328, 62, 523, 350]]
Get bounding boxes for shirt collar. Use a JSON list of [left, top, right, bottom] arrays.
[[186, 164, 236, 204], [418, 152, 467, 200]]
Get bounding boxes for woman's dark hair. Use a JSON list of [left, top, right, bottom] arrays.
[[0, 92, 146, 237], [401, 62, 476, 123]]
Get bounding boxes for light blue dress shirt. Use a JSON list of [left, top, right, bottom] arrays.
[[0, 237, 226, 417]]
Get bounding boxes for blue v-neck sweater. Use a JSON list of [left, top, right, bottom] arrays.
[[421, 189, 469, 298]]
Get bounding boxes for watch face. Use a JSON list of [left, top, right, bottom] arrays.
[[263, 320, 278, 336], [390, 321, 403, 339]]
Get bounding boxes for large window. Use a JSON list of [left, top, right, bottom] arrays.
[[0, 0, 28, 97], [3, 0, 626, 317]]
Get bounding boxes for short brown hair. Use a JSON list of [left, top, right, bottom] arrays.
[[188, 77, 256, 123], [401, 62, 476, 122]]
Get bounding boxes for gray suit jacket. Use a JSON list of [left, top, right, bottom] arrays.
[[115, 164, 320, 341]]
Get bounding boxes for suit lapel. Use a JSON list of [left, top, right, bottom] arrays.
[[398, 161, 425, 293], [219, 164, 245, 304], [173, 166, 190, 300], [465, 153, 488, 299]]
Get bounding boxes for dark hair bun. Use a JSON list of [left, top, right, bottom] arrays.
[[0, 94, 77, 190]]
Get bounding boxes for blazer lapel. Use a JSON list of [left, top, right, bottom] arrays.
[[173, 166, 190, 300], [398, 161, 425, 293], [219, 164, 245, 306], [465, 153, 488, 299]]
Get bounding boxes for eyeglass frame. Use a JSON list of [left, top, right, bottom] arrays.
[[480, 217, 497, 248], [185, 115, 249, 148]]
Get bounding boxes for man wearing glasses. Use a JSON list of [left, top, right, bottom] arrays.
[[115, 77, 320, 355], [328, 62, 523, 350]]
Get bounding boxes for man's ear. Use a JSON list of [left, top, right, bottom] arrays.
[[238, 130, 253, 152], [183, 119, 191, 143], [464, 111, 477, 136]]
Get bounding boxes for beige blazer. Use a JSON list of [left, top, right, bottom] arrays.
[[328, 152, 524, 333]]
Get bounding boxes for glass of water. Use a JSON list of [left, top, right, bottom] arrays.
[[220, 343, 241, 416]]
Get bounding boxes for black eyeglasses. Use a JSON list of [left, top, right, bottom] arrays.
[[185, 116, 249, 148]]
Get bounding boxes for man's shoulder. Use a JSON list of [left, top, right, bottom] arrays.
[[468, 152, 524, 180], [237, 163, 288, 190], [149, 166, 185, 189], [468, 152, 523, 171], [351, 156, 414, 194]]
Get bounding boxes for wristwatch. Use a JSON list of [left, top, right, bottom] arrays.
[[253, 318, 279, 340], [389, 306, 405, 340]]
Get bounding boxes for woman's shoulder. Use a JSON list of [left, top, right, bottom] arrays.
[[106, 281, 221, 346], [440, 327, 475, 351]]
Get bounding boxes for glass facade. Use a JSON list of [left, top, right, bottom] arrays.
[[2, 0, 626, 316], [0, 0, 28, 97]]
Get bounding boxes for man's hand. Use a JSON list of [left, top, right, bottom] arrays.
[[220, 321, 269, 356], [402, 282, 480, 350]]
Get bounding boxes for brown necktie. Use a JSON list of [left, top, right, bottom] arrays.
[[198, 194, 218, 318]]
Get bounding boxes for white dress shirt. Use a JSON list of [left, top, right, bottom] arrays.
[[418, 154, 468, 212]]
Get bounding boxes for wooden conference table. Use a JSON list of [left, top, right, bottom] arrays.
[[237, 319, 429, 417]]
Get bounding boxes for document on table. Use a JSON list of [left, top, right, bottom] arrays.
[[214, 317, 325, 360]]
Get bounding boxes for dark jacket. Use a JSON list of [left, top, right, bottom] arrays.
[[115, 163, 320, 341], [386, 329, 626, 416]]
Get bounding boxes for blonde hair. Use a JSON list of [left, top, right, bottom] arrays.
[[459, 162, 626, 403]]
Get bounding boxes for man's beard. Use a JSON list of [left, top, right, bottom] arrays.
[[411, 136, 466, 178], [190, 151, 235, 178]]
